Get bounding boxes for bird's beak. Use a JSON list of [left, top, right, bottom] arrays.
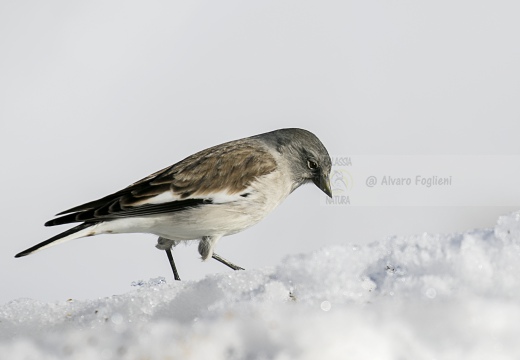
[[313, 173, 332, 198]]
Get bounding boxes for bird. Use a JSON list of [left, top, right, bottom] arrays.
[[15, 128, 332, 280]]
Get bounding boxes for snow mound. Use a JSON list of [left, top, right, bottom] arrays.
[[2, 212, 520, 360]]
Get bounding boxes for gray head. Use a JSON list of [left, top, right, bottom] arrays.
[[255, 128, 332, 197]]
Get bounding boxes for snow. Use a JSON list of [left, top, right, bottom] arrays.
[[2, 212, 520, 360]]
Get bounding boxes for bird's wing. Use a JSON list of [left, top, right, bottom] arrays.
[[46, 139, 277, 226]]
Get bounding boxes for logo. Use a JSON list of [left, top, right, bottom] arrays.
[[331, 168, 353, 195], [322, 166, 353, 206]]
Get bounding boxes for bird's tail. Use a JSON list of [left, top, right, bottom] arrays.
[[15, 223, 98, 258]]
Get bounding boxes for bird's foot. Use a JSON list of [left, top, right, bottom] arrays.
[[212, 253, 245, 271]]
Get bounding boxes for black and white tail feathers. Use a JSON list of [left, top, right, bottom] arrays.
[[15, 223, 96, 258]]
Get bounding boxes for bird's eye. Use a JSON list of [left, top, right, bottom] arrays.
[[307, 160, 318, 170]]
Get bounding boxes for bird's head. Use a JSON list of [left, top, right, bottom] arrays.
[[259, 128, 332, 198]]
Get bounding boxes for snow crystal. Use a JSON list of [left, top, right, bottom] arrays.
[[1, 211, 520, 359]]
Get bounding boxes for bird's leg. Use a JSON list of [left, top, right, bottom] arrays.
[[165, 249, 181, 281], [212, 253, 245, 271], [199, 236, 244, 271], [157, 237, 181, 281]]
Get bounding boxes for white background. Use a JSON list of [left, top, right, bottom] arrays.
[[1, 0, 519, 304]]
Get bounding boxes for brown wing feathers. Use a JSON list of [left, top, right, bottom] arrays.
[[45, 139, 276, 227], [153, 140, 277, 198]]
